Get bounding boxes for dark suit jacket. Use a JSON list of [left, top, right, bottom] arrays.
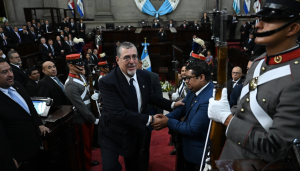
[[251, 45, 266, 58], [43, 24, 53, 33], [227, 78, 243, 101], [229, 84, 243, 108], [240, 25, 248, 34], [201, 16, 210, 23], [166, 82, 214, 164], [144, 70, 163, 114], [37, 75, 71, 106], [69, 22, 77, 37], [157, 30, 167, 42], [166, 24, 175, 28], [11, 64, 28, 88], [39, 43, 50, 61], [20, 31, 31, 44], [0, 33, 8, 49], [11, 32, 22, 45], [244, 38, 255, 52], [63, 41, 72, 55], [91, 53, 99, 65], [152, 23, 160, 28], [180, 24, 189, 29], [53, 40, 65, 56], [98, 68, 173, 157], [3, 26, 14, 38], [26, 79, 39, 97], [78, 23, 86, 32], [29, 31, 37, 42], [0, 81, 43, 161], [36, 26, 45, 37], [190, 23, 200, 30]]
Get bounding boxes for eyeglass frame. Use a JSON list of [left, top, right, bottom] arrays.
[[232, 72, 242, 75], [185, 75, 199, 82], [119, 54, 138, 62]]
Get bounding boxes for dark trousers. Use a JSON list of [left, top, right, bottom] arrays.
[[240, 33, 247, 45], [184, 159, 200, 171], [19, 155, 38, 171], [139, 128, 152, 171]]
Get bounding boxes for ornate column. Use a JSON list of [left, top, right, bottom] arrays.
[[4, 0, 17, 22], [95, 0, 114, 21]]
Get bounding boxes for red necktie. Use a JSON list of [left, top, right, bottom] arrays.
[[59, 41, 61, 46]]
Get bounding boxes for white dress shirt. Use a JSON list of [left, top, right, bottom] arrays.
[[0, 86, 29, 113], [232, 78, 241, 88]]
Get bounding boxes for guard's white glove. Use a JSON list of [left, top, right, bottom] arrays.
[[208, 88, 231, 124], [171, 92, 179, 101], [91, 93, 99, 101]]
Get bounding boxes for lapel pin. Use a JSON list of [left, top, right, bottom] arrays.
[[16, 87, 19, 89]]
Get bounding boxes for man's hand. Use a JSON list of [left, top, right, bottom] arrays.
[[174, 99, 185, 108], [39, 125, 50, 136], [13, 159, 19, 169], [151, 114, 169, 130], [208, 88, 232, 124]]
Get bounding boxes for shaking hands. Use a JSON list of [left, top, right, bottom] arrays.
[[151, 114, 169, 130]]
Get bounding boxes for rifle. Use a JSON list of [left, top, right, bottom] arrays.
[[87, 64, 100, 118], [200, 9, 228, 170]]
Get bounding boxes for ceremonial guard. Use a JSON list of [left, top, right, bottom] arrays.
[[208, 0, 300, 162], [64, 54, 99, 171]]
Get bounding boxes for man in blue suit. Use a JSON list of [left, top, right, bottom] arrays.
[[152, 60, 213, 171]]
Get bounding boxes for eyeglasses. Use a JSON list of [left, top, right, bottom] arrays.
[[185, 75, 198, 81], [121, 55, 138, 62], [232, 72, 241, 75]]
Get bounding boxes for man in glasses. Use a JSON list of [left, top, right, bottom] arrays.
[[152, 60, 214, 171], [227, 66, 243, 101], [98, 42, 184, 171]]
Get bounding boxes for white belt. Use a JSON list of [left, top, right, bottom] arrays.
[[239, 60, 291, 132], [84, 99, 91, 105]]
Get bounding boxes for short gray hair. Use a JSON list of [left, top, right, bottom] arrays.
[[116, 42, 138, 58], [8, 50, 18, 59]]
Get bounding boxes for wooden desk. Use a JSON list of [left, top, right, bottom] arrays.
[[102, 28, 213, 80], [38, 105, 78, 171]]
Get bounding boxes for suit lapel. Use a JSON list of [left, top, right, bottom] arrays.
[[117, 68, 138, 112], [45, 76, 65, 94]]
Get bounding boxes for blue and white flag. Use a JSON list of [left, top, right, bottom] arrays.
[[68, 0, 75, 16], [233, 0, 240, 14], [77, 0, 84, 18], [243, 0, 251, 14], [141, 42, 151, 71], [134, 0, 157, 17], [157, 0, 180, 16]]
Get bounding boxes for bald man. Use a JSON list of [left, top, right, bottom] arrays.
[[37, 61, 71, 106], [227, 66, 243, 101]]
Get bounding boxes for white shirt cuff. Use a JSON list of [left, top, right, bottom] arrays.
[[171, 102, 175, 109], [146, 115, 151, 126], [225, 116, 235, 136]]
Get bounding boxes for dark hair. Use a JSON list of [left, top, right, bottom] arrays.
[[0, 57, 6, 63], [8, 50, 18, 59], [27, 67, 38, 76], [116, 42, 138, 58], [186, 60, 211, 81]]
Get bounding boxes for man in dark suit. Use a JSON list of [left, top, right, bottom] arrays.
[[98, 42, 183, 171], [36, 23, 44, 40], [78, 19, 86, 40], [20, 25, 31, 44], [244, 33, 255, 54], [191, 20, 200, 30], [53, 36, 65, 57], [167, 19, 175, 28], [0, 27, 9, 50], [240, 21, 249, 46], [180, 20, 189, 29], [4, 21, 14, 39], [63, 26, 70, 37], [37, 61, 71, 106], [43, 20, 53, 33], [63, 36, 72, 55], [229, 13, 238, 39], [157, 27, 167, 42], [29, 27, 38, 42], [8, 51, 28, 88], [26, 67, 40, 97], [11, 27, 22, 45], [152, 60, 214, 171], [69, 18, 77, 38], [137, 57, 163, 171], [227, 66, 243, 101], [39, 37, 51, 61], [152, 19, 160, 28], [26, 22, 35, 32], [0, 58, 49, 171], [48, 39, 56, 59], [61, 18, 67, 30], [91, 49, 99, 65]]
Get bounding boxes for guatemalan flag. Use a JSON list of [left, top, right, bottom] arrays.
[[233, 0, 240, 14], [243, 0, 251, 14], [68, 0, 74, 15], [134, 0, 157, 17], [141, 42, 152, 71], [77, 0, 84, 18], [157, 0, 180, 16]]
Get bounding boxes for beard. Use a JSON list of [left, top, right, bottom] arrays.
[[126, 63, 136, 76]]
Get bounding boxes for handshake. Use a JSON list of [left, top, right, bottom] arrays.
[[151, 114, 169, 130]]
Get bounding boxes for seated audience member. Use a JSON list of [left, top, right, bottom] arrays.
[[0, 27, 9, 49], [20, 25, 31, 44], [180, 20, 189, 29], [201, 45, 208, 57], [32, 19, 37, 28], [0, 49, 6, 58], [172, 65, 187, 101], [68, 34, 74, 47], [64, 27, 70, 37], [64, 36, 72, 55], [157, 27, 167, 42], [229, 58, 253, 107], [91, 49, 99, 65], [39, 37, 51, 61], [26, 22, 34, 31], [48, 39, 55, 59], [227, 66, 243, 101], [60, 30, 65, 39], [37, 61, 71, 106], [201, 12, 210, 23], [40, 19, 45, 26], [4, 21, 14, 39], [0, 57, 49, 171], [9, 51, 28, 88], [61, 18, 67, 30], [44, 20, 53, 33], [152, 19, 160, 28], [54, 36, 65, 57], [167, 19, 175, 28], [29, 27, 38, 42], [192, 20, 200, 30], [152, 60, 213, 171], [36, 23, 44, 39], [205, 50, 213, 71], [26, 67, 40, 97], [12, 27, 22, 45], [83, 53, 94, 77], [244, 33, 255, 54]]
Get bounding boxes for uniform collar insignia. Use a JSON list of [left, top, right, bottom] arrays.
[[263, 47, 300, 65], [69, 73, 80, 79]]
